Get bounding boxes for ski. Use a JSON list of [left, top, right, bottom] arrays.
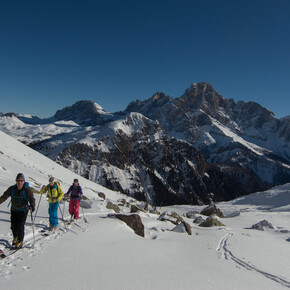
[[41, 230, 56, 236], [41, 233, 50, 236], [0, 249, 6, 259], [1, 247, 22, 258]]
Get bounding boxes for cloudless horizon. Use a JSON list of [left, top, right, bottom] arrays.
[[0, 0, 289, 118]]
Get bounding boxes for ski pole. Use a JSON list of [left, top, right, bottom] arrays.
[[58, 204, 67, 230], [63, 198, 66, 216], [33, 193, 43, 222], [81, 205, 88, 223], [30, 211, 36, 248]]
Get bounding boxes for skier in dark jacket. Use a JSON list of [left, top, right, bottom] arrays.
[[0, 173, 35, 249], [65, 179, 83, 220]]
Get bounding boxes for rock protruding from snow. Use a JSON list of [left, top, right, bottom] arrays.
[[193, 216, 205, 224], [251, 220, 275, 231], [158, 211, 184, 225], [199, 217, 225, 227], [186, 210, 199, 219], [106, 201, 120, 213], [172, 222, 192, 235], [130, 204, 146, 213], [110, 214, 145, 237], [98, 192, 106, 200], [200, 204, 224, 218]]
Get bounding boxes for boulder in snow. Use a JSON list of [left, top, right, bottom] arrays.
[[251, 220, 275, 231], [98, 192, 106, 200], [149, 207, 160, 215], [106, 202, 120, 213], [200, 204, 224, 218], [172, 222, 192, 235], [186, 210, 199, 219], [193, 216, 205, 224], [117, 198, 130, 207], [130, 204, 146, 213], [158, 211, 184, 225], [109, 213, 145, 237], [199, 217, 225, 227]]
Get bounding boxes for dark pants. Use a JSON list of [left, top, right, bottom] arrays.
[[11, 210, 28, 242]]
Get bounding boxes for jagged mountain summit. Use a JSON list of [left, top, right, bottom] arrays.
[[126, 82, 290, 185], [54, 100, 119, 126], [0, 82, 289, 205]]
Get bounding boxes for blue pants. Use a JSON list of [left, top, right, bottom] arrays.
[[49, 202, 59, 227]]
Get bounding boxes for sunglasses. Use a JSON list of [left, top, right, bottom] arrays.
[[16, 179, 25, 182]]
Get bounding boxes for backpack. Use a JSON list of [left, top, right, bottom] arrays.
[[8, 182, 29, 212]]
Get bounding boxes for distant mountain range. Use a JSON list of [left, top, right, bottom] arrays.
[[1, 82, 289, 205]]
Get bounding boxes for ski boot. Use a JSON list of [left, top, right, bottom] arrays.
[[15, 240, 23, 249], [12, 237, 18, 248]]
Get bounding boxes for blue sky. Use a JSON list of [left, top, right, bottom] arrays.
[[0, 0, 289, 118]]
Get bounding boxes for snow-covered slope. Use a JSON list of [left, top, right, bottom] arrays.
[[1, 130, 290, 289]]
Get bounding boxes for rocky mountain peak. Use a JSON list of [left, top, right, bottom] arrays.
[[183, 82, 215, 97], [4, 112, 17, 117], [54, 100, 114, 125], [177, 82, 229, 116], [125, 92, 172, 116]]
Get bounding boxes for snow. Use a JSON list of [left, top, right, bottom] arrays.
[[1, 130, 290, 289], [210, 118, 267, 156]]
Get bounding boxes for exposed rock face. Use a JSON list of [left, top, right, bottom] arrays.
[[126, 82, 290, 188], [109, 214, 145, 237], [54, 113, 242, 206]]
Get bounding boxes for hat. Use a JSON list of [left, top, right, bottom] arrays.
[[16, 173, 25, 181], [49, 177, 55, 183], [73, 179, 79, 183]]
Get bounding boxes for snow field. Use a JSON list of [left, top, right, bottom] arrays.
[[1, 131, 290, 289]]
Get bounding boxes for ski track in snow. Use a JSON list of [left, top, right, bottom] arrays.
[[0, 212, 98, 280], [217, 229, 290, 288]]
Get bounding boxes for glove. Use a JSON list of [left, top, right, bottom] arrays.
[[29, 205, 35, 213]]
